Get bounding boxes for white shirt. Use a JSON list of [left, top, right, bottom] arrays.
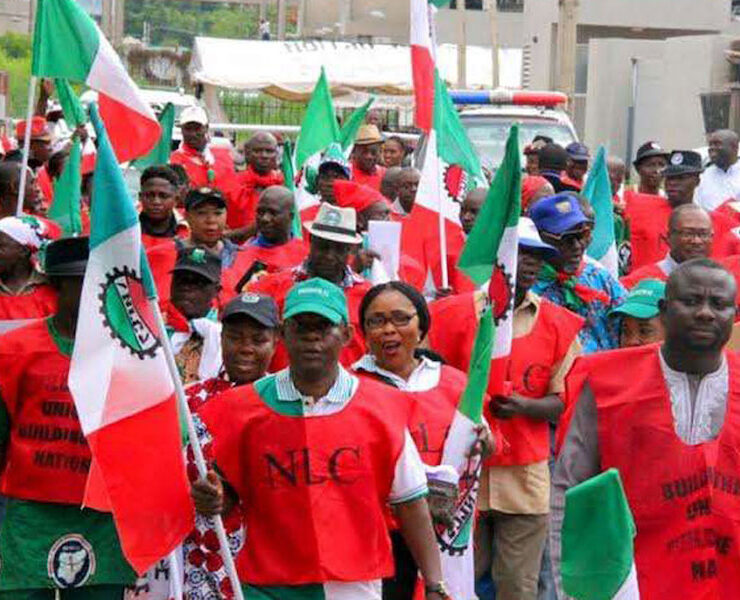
[[659, 351, 729, 445], [657, 253, 680, 276], [695, 162, 740, 211], [352, 354, 442, 391]]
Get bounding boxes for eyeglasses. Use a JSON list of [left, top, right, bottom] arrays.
[[541, 228, 592, 246], [364, 311, 418, 330], [671, 229, 713, 241]]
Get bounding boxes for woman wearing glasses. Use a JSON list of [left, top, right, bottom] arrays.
[[353, 281, 493, 600]]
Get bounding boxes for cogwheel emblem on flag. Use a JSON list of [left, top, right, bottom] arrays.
[[443, 164, 469, 204], [488, 263, 513, 325], [99, 266, 161, 359]]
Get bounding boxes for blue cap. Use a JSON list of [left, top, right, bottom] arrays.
[[530, 193, 590, 236], [565, 142, 590, 161]]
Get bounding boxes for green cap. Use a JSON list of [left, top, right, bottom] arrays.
[[562, 469, 636, 600], [283, 278, 349, 324], [609, 278, 666, 320]]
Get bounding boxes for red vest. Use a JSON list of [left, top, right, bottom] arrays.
[[230, 167, 285, 229], [428, 293, 480, 373], [624, 191, 671, 271], [587, 346, 740, 599], [0, 285, 57, 320], [247, 270, 371, 370], [146, 239, 242, 310], [170, 144, 236, 194], [199, 376, 409, 585], [406, 366, 466, 466], [352, 164, 386, 191], [0, 320, 91, 504], [487, 298, 583, 466], [620, 262, 667, 289], [231, 238, 308, 290]]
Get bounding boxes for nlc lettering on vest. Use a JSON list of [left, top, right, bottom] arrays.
[[264, 446, 361, 487]]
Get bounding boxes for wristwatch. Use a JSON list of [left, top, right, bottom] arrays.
[[424, 581, 451, 598]]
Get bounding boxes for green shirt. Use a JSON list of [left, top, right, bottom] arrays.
[[0, 318, 136, 590]]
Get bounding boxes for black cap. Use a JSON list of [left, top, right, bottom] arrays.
[[221, 293, 280, 328], [633, 141, 669, 167], [663, 150, 704, 177], [538, 143, 569, 171], [44, 237, 89, 276], [171, 247, 221, 284], [184, 187, 227, 211]]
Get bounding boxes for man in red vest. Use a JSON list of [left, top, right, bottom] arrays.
[[170, 105, 236, 197], [191, 277, 451, 600], [552, 258, 740, 599], [351, 124, 387, 191], [230, 132, 285, 235], [138, 165, 188, 250], [561, 142, 590, 191], [0, 237, 136, 596], [622, 203, 713, 288], [247, 203, 371, 369], [232, 186, 308, 288], [623, 141, 670, 270]]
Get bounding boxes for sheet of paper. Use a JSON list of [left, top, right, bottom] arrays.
[[367, 220, 402, 280]]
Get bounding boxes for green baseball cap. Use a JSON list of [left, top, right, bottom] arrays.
[[610, 279, 666, 320], [283, 278, 349, 325]]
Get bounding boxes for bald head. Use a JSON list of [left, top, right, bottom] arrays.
[[708, 129, 739, 170], [380, 166, 403, 201], [256, 185, 295, 244], [460, 187, 487, 234], [397, 168, 421, 214], [246, 132, 278, 175], [667, 204, 713, 263]]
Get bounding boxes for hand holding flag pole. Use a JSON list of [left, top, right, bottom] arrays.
[[149, 300, 246, 600]]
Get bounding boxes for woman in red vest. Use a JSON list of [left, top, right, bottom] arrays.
[[353, 282, 492, 600], [0, 216, 57, 328]]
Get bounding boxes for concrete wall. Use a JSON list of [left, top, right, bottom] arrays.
[[0, 0, 31, 34], [303, 0, 525, 45], [584, 34, 734, 169]]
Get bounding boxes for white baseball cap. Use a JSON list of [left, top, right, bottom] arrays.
[[518, 216, 558, 257], [180, 105, 209, 126]]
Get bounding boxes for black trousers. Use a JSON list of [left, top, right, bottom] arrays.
[[382, 530, 419, 600]]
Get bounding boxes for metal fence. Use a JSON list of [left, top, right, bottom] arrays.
[[218, 91, 408, 135]]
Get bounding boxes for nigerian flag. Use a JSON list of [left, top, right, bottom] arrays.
[[68, 103, 193, 574], [458, 124, 521, 394], [584, 146, 619, 278], [48, 137, 82, 237], [438, 306, 494, 600]]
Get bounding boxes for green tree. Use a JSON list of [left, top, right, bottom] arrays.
[[0, 33, 32, 117]]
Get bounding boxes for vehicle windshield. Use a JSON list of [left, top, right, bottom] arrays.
[[461, 117, 577, 171]]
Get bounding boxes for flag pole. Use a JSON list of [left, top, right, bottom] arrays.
[[16, 75, 37, 217], [433, 141, 450, 289], [149, 300, 246, 600], [168, 549, 183, 600]]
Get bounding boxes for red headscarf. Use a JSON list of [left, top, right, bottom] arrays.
[[521, 175, 551, 212], [333, 179, 390, 214]]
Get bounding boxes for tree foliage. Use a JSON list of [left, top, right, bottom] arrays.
[[124, 0, 296, 47], [0, 33, 32, 117]]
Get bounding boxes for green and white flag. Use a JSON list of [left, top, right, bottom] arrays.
[[438, 306, 494, 600], [294, 67, 339, 171], [339, 97, 375, 151], [48, 137, 82, 237], [132, 102, 176, 170], [584, 146, 619, 278], [458, 124, 521, 395], [562, 469, 639, 600]]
